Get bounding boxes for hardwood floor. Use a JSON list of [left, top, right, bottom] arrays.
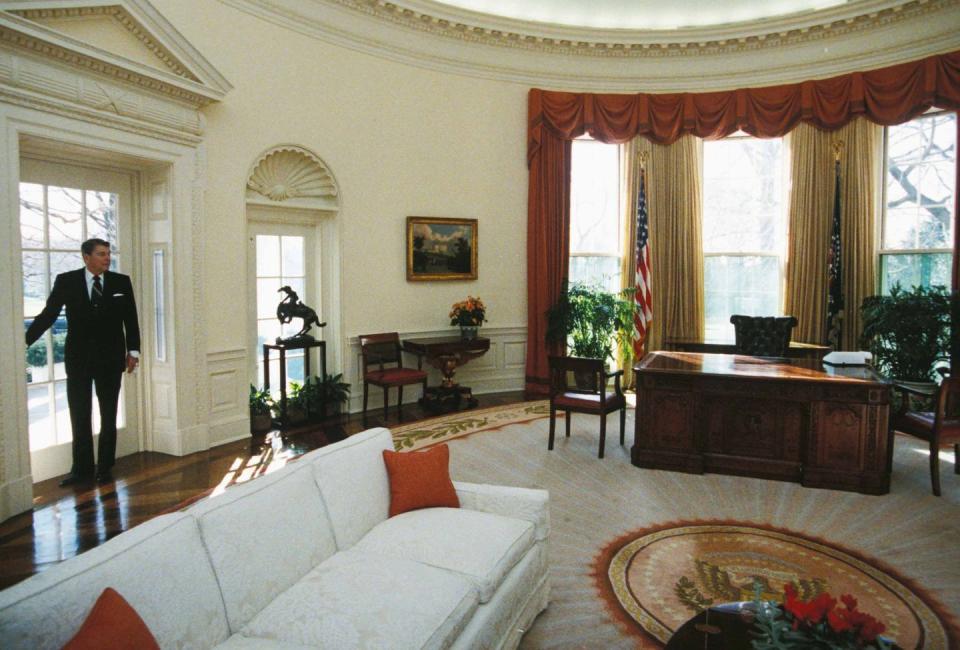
[[0, 390, 527, 590]]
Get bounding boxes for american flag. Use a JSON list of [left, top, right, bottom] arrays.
[[633, 167, 652, 357], [826, 157, 844, 349]]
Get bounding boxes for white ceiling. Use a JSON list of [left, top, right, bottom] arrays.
[[421, 0, 850, 30]]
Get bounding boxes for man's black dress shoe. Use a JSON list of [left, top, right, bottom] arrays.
[[95, 471, 114, 485], [58, 474, 93, 487]]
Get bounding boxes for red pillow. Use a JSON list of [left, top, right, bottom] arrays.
[[62, 587, 159, 650], [382, 444, 460, 517]]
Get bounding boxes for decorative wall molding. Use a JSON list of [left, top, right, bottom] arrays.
[[0, 1, 231, 141], [207, 347, 249, 446], [222, 0, 960, 91], [246, 145, 340, 208], [8, 5, 200, 81]]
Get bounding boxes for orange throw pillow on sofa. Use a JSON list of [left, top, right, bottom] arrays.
[[382, 444, 460, 517], [62, 587, 159, 650]]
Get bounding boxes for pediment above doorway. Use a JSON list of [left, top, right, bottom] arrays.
[[0, 0, 231, 143]]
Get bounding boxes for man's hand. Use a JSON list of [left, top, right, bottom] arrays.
[[126, 354, 139, 374]]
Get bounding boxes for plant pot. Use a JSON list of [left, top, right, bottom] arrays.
[[250, 412, 272, 434], [286, 407, 307, 424], [460, 326, 479, 340]]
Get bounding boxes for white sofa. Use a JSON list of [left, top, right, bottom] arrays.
[[0, 427, 550, 649]]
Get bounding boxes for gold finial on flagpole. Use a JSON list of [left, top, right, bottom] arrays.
[[832, 140, 844, 162], [638, 150, 649, 172]]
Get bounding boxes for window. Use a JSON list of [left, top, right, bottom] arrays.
[[569, 138, 622, 292], [702, 136, 788, 341], [880, 112, 955, 293], [254, 233, 308, 392], [20, 182, 124, 450]]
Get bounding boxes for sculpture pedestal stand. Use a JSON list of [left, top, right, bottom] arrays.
[[262, 338, 327, 430]]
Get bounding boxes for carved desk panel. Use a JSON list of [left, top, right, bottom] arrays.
[[633, 352, 891, 494]]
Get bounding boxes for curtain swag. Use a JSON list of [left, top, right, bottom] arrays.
[[528, 50, 960, 157], [524, 50, 960, 394]]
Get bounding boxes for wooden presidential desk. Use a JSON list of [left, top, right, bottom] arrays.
[[663, 336, 830, 361], [633, 352, 892, 494]]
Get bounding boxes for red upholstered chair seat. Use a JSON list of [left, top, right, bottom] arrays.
[[365, 367, 428, 386], [892, 371, 960, 496], [359, 332, 428, 421], [547, 355, 627, 459], [554, 391, 626, 411], [899, 412, 960, 439]]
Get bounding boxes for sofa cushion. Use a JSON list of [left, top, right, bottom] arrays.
[[241, 551, 479, 650], [352, 507, 535, 603], [188, 464, 337, 632], [383, 444, 459, 516], [310, 427, 394, 549], [62, 588, 159, 650], [0, 512, 228, 650]]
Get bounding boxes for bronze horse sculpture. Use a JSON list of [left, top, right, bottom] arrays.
[[276, 286, 325, 342]]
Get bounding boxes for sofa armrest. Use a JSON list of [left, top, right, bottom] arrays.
[[453, 481, 550, 541]]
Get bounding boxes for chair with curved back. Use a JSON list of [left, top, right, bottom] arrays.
[[730, 315, 798, 357], [547, 355, 626, 459], [359, 332, 428, 421], [891, 368, 959, 496]]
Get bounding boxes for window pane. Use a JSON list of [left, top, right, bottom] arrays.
[[22, 252, 47, 320], [570, 140, 620, 255], [880, 253, 952, 294], [281, 236, 304, 277], [703, 138, 784, 252], [257, 278, 280, 319], [46, 186, 83, 250], [54, 381, 72, 445], [49, 251, 82, 282], [27, 384, 54, 451], [85, 190, 119, 244], [256, 235, 281, 276], [704, 256, 781, 342], [884, 113, 956, 253], [569, 256, 621, 294], [19, 183, 44, 249]]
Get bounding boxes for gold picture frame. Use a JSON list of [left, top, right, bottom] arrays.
[[406, 216, 478, 281]]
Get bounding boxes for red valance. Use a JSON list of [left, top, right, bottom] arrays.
[[525, 50, 960, 395], [528, 50, 960, 153]]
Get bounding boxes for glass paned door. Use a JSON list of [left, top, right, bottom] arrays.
[[19, 159, 136, 481], [249, 222, 318, 397]]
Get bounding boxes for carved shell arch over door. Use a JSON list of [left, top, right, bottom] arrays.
[[246, 145, 339, 209]]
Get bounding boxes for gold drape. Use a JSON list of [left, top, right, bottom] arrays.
[[785, 118, 882, 349], [621, 135, 705, 364]]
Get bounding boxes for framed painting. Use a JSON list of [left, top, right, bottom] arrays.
[[406, 216, 478, 281]]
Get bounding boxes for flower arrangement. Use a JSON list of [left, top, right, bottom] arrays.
[[449, 296, 487, 327], [752, 584, 892, 650]]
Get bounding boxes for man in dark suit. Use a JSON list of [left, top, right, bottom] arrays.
[[26, 238, 140, 486]]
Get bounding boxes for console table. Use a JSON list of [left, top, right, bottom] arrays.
[[402, 336, 490, 413], [263, 339, 327, 429], [633, 352, 891, 494]]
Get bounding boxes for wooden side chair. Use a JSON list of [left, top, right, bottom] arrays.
[[730, 315, 798, 357], [548, 356, 626, 459], [359, 333, 428, 421], [891, 369, 960, 496]]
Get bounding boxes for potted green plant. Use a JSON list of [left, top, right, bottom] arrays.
[[315, 373, 351, 416], [285, 381, 310, 424], [859, 284, 953, 384], [249, 384, 274, 434], [546, 282, 636, 388], [546, 282, 636, 360]]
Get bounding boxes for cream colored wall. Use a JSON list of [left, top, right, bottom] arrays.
[[155, 0, 529, 362]]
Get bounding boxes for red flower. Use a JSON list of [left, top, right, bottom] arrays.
[[827, 608, 854, 632], [783, 584, 835, 625]]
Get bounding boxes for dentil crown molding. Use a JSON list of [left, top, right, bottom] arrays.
[[223, 0, 960, 91]]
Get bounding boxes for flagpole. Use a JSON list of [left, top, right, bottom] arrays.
[[633, 151, 652, 360], [827, 140, 845, 349]]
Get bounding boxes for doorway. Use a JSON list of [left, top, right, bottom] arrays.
[[19, 157, 140, 482]]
